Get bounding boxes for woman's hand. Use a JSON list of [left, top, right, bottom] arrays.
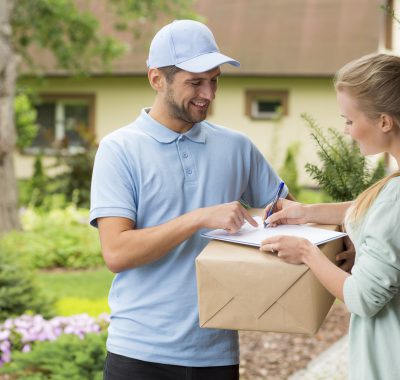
[[336, 235, 355, 273], [259, 235, 318, 265], [263, 198, 308, 227]]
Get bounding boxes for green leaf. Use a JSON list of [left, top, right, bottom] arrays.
[[302, 113, 386, 201]]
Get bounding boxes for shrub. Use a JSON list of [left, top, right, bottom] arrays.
[[0, 313, 109, 367], [17, 179, 31, 207], [28, 155, 48, 208], [303, 113, 386, 201], [0, 248, 54, 322], [14, 90, 38, 151], [0, 207, 102, 270], [51, 131, 97, 209], [0, 331, 107, 379], [279, 143, 300, 198]]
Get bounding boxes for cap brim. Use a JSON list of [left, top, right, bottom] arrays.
[[176, 52, 240, 73]]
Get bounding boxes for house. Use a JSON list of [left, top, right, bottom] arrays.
[[16, 0, 399, 184]]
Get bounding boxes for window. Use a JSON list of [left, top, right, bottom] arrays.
[[27, 94, 95, 154], [245, 90, 289, 120]]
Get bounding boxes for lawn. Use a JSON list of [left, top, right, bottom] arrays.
[[38, 267, 114, 316]]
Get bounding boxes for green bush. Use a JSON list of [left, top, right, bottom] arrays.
[[279, 143, 301, 198], [303, 113, 386, 201], [0, 207, 102, 270], [51, 132, 97, 209], [19, 156, 72, 211], [0, 332, 107, 379], [19, 128, 97, 210], [28, 155, 48, 208], [14, 90, 39, 151], [0, 247, 54, 322], [17, 179, 31, 207]]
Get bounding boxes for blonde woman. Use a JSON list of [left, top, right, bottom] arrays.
[[260, 53, 400, 380]]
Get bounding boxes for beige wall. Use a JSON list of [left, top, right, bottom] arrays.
[[393, 0, 400, 55], [16, 75, 346, 185], [209, 76, 343, 184]]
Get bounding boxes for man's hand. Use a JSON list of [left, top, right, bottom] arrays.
[[200, 201, 258, 233], [336, 235, 355, 273]]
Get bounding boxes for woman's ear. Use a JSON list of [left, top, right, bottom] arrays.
[[148, 68, 165, 92], [380, 114, 394, 133]]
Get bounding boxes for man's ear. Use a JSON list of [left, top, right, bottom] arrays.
[[148, 68, 165, 92], [380, 114, 394, 133]]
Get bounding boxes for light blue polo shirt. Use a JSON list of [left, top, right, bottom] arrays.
[[90, 108, 287, 367]]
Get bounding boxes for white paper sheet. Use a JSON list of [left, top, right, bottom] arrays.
[[202, 216, 346, 247]]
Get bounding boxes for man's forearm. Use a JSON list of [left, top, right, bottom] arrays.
[[98, 201, 256, 272], [99, 210, 204, 272]]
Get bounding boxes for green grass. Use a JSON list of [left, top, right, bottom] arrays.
[[38, 267, 114, 316], [297, 187, 330, 204]]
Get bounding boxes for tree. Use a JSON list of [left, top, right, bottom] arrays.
[[0, 0, 19, 233], [0, 0, 195, 234]]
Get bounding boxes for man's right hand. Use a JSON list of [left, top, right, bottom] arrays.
[[263, 199, 307, 227], [200, 201, 258, 233]]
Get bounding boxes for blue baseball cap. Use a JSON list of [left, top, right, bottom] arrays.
[[147, 20, 240, 73]]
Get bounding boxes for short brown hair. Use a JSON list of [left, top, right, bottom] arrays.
[[158, 65, 183, 83]]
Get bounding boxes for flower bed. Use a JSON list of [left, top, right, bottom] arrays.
[[0, 313, 110, 366]]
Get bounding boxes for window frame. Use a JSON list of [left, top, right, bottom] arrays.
[[25, 93, 96, 156], [245, 89, 289, 120]]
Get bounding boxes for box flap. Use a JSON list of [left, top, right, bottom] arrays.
[[196, 242, 308, 320], [196, 260, 234, 325]]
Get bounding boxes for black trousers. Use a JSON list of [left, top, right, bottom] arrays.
[[104, 352, 239, 380]]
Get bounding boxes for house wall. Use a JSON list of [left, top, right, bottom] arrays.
[[16, 75, 348, 185], [394, 0, 400, 55]]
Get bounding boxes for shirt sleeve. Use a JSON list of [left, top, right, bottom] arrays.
[[241, 140, 288, 208], [89, 137, 138, 228], [344, 196, 400, 318]]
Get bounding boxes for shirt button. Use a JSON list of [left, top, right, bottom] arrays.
[[183, 152, 188, 158], [186, 169, 192, 175]]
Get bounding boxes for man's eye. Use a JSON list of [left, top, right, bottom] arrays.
[[345, 120, 352, 126], [190, 81, 201, 86]]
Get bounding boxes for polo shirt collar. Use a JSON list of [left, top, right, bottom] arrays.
[[139, 108, 206, 144]]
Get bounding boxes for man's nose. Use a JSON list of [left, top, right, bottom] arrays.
[[199, 84, 216, 101]]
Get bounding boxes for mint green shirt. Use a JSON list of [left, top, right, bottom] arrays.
[[344, 177, 400, 380]]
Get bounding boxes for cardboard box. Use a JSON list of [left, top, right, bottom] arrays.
[[196, 210, 343, 334]]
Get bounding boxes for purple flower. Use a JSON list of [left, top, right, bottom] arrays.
[[0, 313, 109, 367], [22, 344, 31, 353]]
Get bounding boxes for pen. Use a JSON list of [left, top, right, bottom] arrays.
[[264, 181, 285, 228]]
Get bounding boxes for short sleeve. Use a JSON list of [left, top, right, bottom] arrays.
[[344, 195, 400, 318], [89, 138, 138, 228], [241, 141, 288, 208]]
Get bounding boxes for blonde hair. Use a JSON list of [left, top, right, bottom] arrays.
[[334, 53, 400, 223], [346, 172, 400, 224]]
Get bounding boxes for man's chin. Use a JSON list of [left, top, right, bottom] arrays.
[[191, 109, 208, 123]]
